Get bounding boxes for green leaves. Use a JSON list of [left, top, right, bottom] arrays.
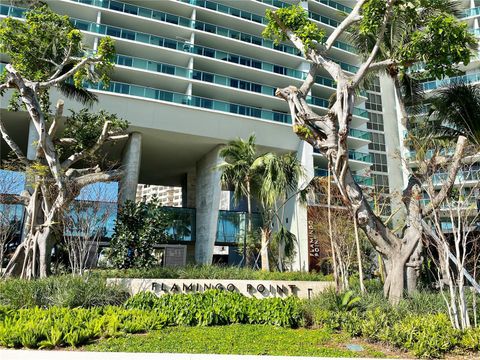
[[57, 109, 128, 163], [263, 5, 325, 53], [398, 15, 476, 78], [108, 198, 175, 269], [0, 4, 116, 87]]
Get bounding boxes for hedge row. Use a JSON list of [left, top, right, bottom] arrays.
[[124, 290, 303, 327]]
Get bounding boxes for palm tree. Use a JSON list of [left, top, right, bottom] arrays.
[[428, 82, 480, 148], [217, 135, 257, 266], [251, 152, 303, 271]]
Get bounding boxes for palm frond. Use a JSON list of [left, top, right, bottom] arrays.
[[57, 81, 98, 107]]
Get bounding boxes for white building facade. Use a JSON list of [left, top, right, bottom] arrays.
[[0, 0, 400, 269]]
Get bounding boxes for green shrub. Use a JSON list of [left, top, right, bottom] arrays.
[[0, 274, 129, 309], [125, 290, 302, 327], [0, 306, 168, 349], [460, 327, 480, 351], [97, 265, 329, 281]]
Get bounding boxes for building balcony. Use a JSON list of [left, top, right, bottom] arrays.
[[314, 168, 373, 186], [462, 6, 480, 19], [422, 72, 480, 92]]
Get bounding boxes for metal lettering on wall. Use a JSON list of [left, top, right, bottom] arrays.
[[107, 278, 334, 299], [151, 282, 298, 297], [307, 208, 321, 272]]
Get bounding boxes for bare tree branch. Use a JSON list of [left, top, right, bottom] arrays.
[[352, 0, 395, 88], [39, 56, 102, 89], [74, 169, 124, 188], [0, 193, 30, 206], [423, 136, 468, 216], [61, 121, 112, 169]]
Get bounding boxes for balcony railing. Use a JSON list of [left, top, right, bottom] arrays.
[[348, 150, 373, 163], [432, 169, 480, 185], [314, 168, 373, 186], [313, 0, 352, 13], [422, 72, 480, 91], [84, 80, 292, 123], [463, 7, 480, 18], [314, 149, 373, 163], [71, 0, 302, 57]]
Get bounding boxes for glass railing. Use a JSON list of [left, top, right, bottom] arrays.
[[115, 54, 340, 97], [348, 128, 371, 141], [308, 10, 340, 28], [348, 150, 373, 163], [407, 148, 455, 160], [177, 0, 356, 55], [0, 3, 25, 17], [179, 0, 267, 24], [463, 7, 480, 18], [0, 0, 359, 71], [114, 55, 368, 117], [162, 207, 196, 242], [470, 28, 480, 36], [422, 72, 480, 91], [314, 0, 352, 13], [314, 168, 373, 186], [70, 0, 301, 56], [256, 0, 291, 8], [217, 210, 263, 244], [84, 80, 291, 123], [70, 18, 310, 80], [432, 169, 480, 185]]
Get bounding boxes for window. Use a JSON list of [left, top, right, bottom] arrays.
[[372, 153, 388, 173], [369, 133, 386, 152], [367, 112, 384, 131]]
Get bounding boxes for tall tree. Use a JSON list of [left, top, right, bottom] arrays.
[[262, 1, 475, 303], [0, 5, 127, 278], [217, 134, 257, 266], [251, 152, 303, 271]]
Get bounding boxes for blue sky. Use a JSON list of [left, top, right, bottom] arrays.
[[0, 169, 118, 202]]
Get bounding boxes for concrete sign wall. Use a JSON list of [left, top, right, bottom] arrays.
[[107, 278, 334, 299]]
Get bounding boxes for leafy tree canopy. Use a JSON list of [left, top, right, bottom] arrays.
[[357, 0, 476, 78], [264, 1, 476, 80], [58, 110, 128, 162], [0, 4, 114, 83], [263, 4, 325, 52]]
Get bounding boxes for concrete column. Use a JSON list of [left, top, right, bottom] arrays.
[[118, 132, 142, 204], [194, 145, 223, 264], [286, 140, 314, 271]]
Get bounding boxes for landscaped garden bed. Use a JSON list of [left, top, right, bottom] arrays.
[[0, 272, 479, 358]]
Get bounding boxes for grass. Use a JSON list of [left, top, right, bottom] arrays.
[[83, 324, 388, 358], [96, 265, 331, 281]]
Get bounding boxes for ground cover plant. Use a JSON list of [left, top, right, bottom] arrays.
[[0, 273, 478, 358], [83, 324, 388, 358], [98, 265, 330, 281]]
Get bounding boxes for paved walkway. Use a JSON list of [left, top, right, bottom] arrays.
[[1, 350, 391, 360]]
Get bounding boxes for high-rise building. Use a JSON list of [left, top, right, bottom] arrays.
[[0, 0, 392, 269], [136, 184, 183, 207]]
